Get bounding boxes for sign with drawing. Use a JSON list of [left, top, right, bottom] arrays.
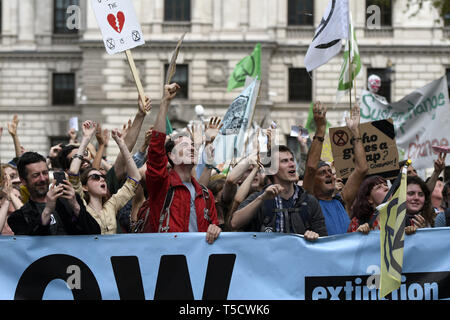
[[91, 0, 145, 55], [330, 119, 399, 180]]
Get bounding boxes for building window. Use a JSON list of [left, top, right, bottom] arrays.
[[367, 68, 391, 103], [164, 0, 190, 22], [164, 64, 188, 99], [366, 0, 392, 27], [54, 0, 79, 34], [52, 73, 75, 105], [288, 0, 314, 26], [289, 68, 312, 102]]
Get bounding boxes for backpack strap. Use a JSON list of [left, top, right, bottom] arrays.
[[199, 184, 212, 223], [158, 186, 175, 233]]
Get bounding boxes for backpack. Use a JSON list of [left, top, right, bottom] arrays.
[[131, 184, 213, 233], [445, 208, 450, 227]]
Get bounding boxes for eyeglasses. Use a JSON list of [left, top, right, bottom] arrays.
[[88, 173, 106, 182]]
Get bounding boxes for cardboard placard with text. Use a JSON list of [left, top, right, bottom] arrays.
[[91, 0, 145, 55], [329, 118, 398, 180]]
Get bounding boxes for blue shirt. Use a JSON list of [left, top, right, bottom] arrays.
[[318, 199, 350, 235], [183, 182, 198, 232]]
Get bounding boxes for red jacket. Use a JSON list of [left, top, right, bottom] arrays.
[[141, 130, 218, 233]]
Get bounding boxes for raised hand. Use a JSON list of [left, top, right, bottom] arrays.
[[82, 120, 97, 139], [163, 83, 181, 101], [7, 115, 19, 137], [111, 128, 124, 144], [313, 101, 327, 131], [345, 104, 361, 136], [138, 95, 152, 115], [68, 128, 78, 144], [433, 152, 446, 175], [49, 143, 63, 158], [205, 117, 222, 144]]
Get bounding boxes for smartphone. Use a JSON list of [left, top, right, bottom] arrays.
[[53, 171, 66, 186]]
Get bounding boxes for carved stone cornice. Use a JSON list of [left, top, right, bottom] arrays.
[[0, 51, 82, 60]]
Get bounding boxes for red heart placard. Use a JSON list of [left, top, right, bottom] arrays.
[[107, 11, 125, 33]]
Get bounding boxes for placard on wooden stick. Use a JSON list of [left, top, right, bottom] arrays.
[[90, 0, 146, 106]]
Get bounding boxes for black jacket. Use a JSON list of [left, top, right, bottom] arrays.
[[8, 193, 101, 236], [236, 184, 328, 236]]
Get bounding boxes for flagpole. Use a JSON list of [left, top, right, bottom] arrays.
[[348, 39, 353, 112]]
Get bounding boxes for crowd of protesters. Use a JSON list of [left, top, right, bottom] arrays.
[[0, 83, 449, 243]]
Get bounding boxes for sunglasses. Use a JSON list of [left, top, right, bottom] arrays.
[[88, 173, 106, 182]]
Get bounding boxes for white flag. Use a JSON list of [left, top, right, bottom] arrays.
[[213, 78, 260, 164], [304, 0, 349, 72]]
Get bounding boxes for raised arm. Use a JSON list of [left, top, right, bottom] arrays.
[[111, 128, 141, 183], [113, 95, 152, 181], [68, 120, 96, 176], [340, 104, 369, 213], [426, 152, 446, 193], [92, 123, 109, 170], [303, 102, 327, 194], [154, 83, 180, 133], [7, 115, 22, 158]]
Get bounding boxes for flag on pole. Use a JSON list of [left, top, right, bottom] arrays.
[[214, 78, 261, 164], [227, 43, 261, 91], [305, 102, 332, 134], [336, 13, 361, 103], [377, 165, 408, 299], [304, 0, 349, 72]]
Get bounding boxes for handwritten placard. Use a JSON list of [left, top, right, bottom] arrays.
[[329, 119, 399, 180], [91, 0, 145, 55]]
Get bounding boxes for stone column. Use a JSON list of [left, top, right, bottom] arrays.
[[18, 0, 35, 45]]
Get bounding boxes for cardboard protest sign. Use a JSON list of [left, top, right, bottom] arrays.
[[329, 118, 398, 180], [360, 76, 450, 169], [90, 0, 145, 55], [90, 0, 147, 107]]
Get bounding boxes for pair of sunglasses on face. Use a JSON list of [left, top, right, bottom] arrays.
[[88, 173, 106, 182]]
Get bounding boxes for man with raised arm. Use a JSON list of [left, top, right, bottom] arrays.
[[303, 102, 369, 235], [142, 83, 221, 244]]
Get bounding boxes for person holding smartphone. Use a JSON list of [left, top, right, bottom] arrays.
[[7, 151, 100, 235]]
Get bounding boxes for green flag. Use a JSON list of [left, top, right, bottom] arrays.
[[336, 14, 361, 103], [166, 116, 173, 134], [305, 102, 332, 134], [227, 43, 261, 91]]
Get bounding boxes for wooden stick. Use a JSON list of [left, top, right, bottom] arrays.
[[348, 38, 353, 111], [125, 49, 146, 109]]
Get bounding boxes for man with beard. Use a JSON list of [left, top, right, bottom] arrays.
[[303, 102, 368, 235], [230, 145, 327, 241], [8, 152, 100, 235]]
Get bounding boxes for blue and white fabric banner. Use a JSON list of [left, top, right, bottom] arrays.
[[1, 229, 449, 300], [213, 78, 260, 164]]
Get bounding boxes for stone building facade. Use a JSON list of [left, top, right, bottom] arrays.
[[0, 0, 449, 164]]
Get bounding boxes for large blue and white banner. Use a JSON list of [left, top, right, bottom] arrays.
[[0, 229, 449, 300]]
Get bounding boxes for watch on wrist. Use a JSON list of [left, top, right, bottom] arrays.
[[313, 135, 324, 142]]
